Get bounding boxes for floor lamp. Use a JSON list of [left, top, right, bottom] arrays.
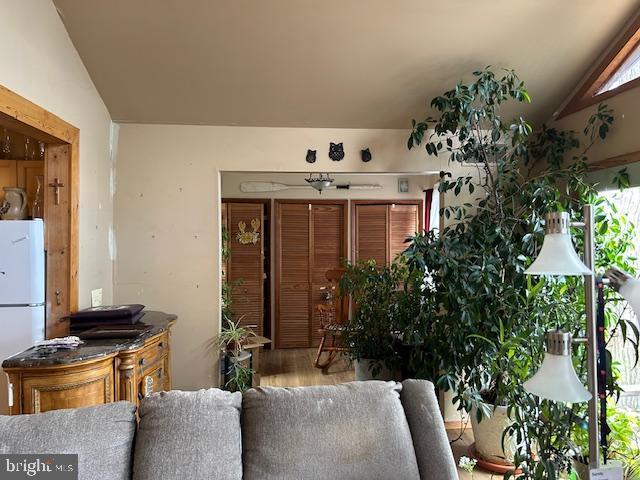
[[522, 206, 640, 475]]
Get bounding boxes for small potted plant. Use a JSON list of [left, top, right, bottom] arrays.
[[213, 317, 256, 392]]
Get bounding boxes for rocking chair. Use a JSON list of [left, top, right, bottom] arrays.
[[313, 268, 348, 371]]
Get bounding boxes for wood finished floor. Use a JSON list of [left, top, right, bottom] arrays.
[[261, 348, 355, 387], [260, 348, 496, 479]]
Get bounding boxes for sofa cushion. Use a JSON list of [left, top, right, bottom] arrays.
[[0, 401, 136, 480], [241, 381, 421, 480], [400, 379, 458, 479], [133, 389, 242, 480]]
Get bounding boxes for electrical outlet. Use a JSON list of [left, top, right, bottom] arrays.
[[91, 288, 103, 307]]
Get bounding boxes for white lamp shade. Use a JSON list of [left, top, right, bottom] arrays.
[[620, 277, 640, 320], [523, 352, 592, 403], [525, 233, 591, 276]]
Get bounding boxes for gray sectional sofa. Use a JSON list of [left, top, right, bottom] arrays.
[[0, 380, 458, 480]]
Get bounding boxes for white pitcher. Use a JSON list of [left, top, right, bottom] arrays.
[[1, 187, 28, 220]]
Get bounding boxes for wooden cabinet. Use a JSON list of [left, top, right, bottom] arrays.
[[0, 160, 17, 202], [3, 317, 175, 415], [15, 357, 115, 414], [16, 160, 45, 209], [0, 159, 44, 209], [275, 201, 347, 348], [353, 201, 422, 265]]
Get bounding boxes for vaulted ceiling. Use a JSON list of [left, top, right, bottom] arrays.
[[53, 0, 640, 128]]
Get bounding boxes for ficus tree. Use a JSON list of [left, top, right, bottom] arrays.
[[403, 67, 638, 479]]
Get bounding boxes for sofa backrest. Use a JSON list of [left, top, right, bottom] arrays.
[[0, 380, 457, 480], [400, 379, 459, 480], [0, 401, 136, 480], [133, 388, 243, 480], [241, 380, 421, 480]]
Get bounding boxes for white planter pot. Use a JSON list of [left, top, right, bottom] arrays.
[[354, 359, 398, 381], [471, 404, 518, 465]]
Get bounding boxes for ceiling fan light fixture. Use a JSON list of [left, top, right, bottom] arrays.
[[305, 173, 333, 193]]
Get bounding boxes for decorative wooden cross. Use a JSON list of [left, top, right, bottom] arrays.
[[49, 178, 64, 205]]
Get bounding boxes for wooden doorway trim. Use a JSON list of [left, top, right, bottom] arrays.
[[0, 85, 80, 322]]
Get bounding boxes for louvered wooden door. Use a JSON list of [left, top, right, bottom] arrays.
[[276, 202, 346, 349], [389, 204, 420, 261], [226, 203, 264, 335], [354, 202, 422, 265], [310, 205, 345, 346], [354, 204, 388, 265]]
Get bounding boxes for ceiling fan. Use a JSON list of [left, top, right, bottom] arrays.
[[240, 176, 382, 194]]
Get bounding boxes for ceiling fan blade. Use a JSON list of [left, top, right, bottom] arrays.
[[240, 181, 383, 192], [333, 184, 383, 190], [240, 182, 310, 192]]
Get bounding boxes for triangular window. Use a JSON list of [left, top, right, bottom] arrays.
[[558, 17, 640, 118], [598, 42, 640, 94]]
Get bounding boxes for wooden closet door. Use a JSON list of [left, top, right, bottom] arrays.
[[354, 204, 388, 265], [354, 202, 422, 265], [227, 203, 264, 335], [310, 205, 345, 346], [389, 204, 420, 262], [276, 203, 310, 348]]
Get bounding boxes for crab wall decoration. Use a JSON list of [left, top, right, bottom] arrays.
[[237, 218, 261, 245]]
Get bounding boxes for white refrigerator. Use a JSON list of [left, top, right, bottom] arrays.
[[0, 220, 45, 415]]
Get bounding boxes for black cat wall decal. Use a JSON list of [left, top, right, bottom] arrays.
[[306, 149, 317, 163], [361, 148, 372, 163], [329, 142, 344, 161]]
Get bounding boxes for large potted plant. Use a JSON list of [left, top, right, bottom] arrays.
[[403, 68, 639, 477], [339, 259, 408, 380]]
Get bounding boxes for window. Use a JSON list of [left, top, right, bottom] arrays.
[[602, 186, 640, 409], [558, 16, 640, 118], [598, 42, 640, 94]]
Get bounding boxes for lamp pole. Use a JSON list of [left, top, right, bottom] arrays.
[[582, 204, 600, 469]]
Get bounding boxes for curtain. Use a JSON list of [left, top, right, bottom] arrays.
[[424, 186, 440, 235]]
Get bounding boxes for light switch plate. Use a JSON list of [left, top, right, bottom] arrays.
[[91, 288, 103, 307]]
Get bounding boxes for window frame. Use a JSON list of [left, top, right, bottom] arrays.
[[558, 15, 640, 119]]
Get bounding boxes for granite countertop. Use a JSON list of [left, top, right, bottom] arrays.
[[2, 311, 177, 369]]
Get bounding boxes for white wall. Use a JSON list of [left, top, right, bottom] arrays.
[[114, 125, 463, 390], [221, 172, 436, 199], [554, 86, 640, 188], [0, 0, 114, 306]]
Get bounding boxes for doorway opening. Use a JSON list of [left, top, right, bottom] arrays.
[[220, 171, 439, 387]]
